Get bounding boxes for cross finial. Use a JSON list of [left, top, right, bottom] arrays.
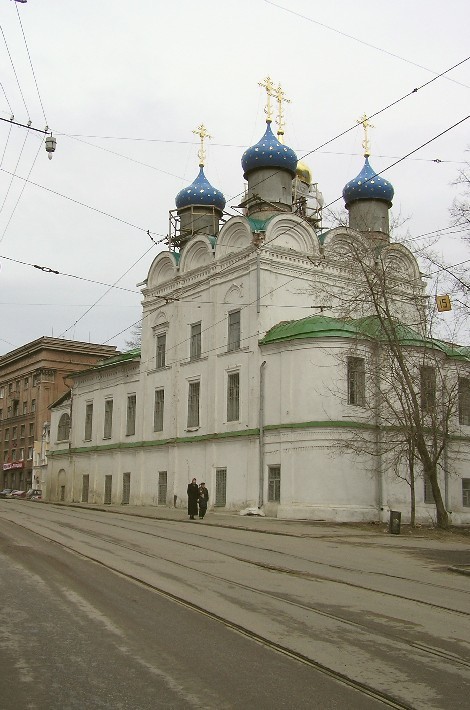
[[258, 76, 275, 122], [274, 82, 290, 141], [192, 123, 212, 167], [357, 113, 374, 157]]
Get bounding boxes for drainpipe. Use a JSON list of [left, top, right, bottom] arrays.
[[256, 250, 261, 315], [373, 342, 384, 515], [259, 361, 267, 508]]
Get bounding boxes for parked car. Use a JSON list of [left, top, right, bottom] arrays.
[[27, 489, 42, 501], [10, 489, 27, 498], [0, 488, 13, 498]]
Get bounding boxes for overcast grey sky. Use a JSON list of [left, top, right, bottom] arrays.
[[0, 0, 469, 354]]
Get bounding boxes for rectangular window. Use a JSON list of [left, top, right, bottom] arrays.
[[420, 366, 436, 413], [22, 402, 27, 415], [227, 372, 240, 422], [20, 425, 25, 439], [7, 405, 11, 418], [84, 402, 93, 441], [12, 401, 18, 417], [215, 468, 227, 507], [463, 479, 470, 507], [29, 423, 34, 437], [190, 322, 202, 361], [268, 465, 281, 502], [227, 311, 241, 352], [4, 428, 9, 442], [459, 378, 470, 426], [27, 446, 33, 460], [424, 474, 434, 504], [0, 409, 2, 421], [156, 333, 166, 369], [158, 471, 167, 505], [8, 383, 13, 394], [12, 426, 17, 441], [103, 399, 113, 439], [19, 447, 24, 461], [104, 475, 112, 504], [122, 472, 131, 505], [0, 386, 4, 398], [24, 377, 29, 388], [31, 399, 36, 413], [347, 357, 365, 407], [126, 394, 136, 436], [187, 381, 200, 428], [82, 474, 90, 503], [154, 389, 164, 432], [3, 450, 8, 463], [11, 449, 16, 461]]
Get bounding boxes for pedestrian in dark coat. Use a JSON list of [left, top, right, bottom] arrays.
[[187, 478, 199, 520], [198, 482, 209, 519]]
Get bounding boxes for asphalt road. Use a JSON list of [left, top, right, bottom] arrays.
[[0, 501, 469, 709]]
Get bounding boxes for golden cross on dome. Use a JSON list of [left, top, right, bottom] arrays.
[[357, 113, 374, 157], [192, 123, 212, 166], [274, 82, 290, 141], [258, 76, 275, 122]]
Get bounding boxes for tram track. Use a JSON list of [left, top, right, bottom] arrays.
[[3, 506, 470, 679]]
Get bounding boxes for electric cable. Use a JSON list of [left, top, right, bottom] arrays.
[[13, 0, 48, 125], [0, 134, 42, 243], [0, 22, 30, 120], [0, 127, 29, 217], [264, 0, 470, 91]]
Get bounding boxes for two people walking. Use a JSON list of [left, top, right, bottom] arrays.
[[187, 478, 209, 520]]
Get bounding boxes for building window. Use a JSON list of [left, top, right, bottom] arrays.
[[122, 472, 131, 505], [0, 386, 4, 398], [153, 389, 164, 432], [420, 366, 436, 413], [29, 423, 34, 437], [24, 377, 29, 388], [20, 425, 25, 439], [7, 405, 11, 418], [227, 372, 240, 422], [347, 357, 365, 406], [3, 450, 8, 463], [31, 399, 36, 413], [424, 474, 434, 504], [463, 479, 470, 507], [215, 468, 227, 507], [187, 381, 200, 428], [4, 428, 9, 442], [84, 402, 93, 441], [0, 409, 2, 421], [227, 310, 241, 352], [11, 449, 16, 461], [12, 426, 17, 441], [57, 413, 71, 441], [126, 394, 136, 436], [82, 474, 89, 503], [27, 446, 33, 460], [268, 466, 281, 502], [190, 322, 202, 361], [458, 378, 470, 426], [158, 471, 167, 505], [19, 448, 24, 461], [156, 333, 166, 369], [8, 383, 13, 394], [12, 401, 18, 417], [103, 399, 113, 439], [22, 402, 27, 415]]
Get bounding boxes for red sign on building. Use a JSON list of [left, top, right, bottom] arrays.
[[2, 461, 24, 471]]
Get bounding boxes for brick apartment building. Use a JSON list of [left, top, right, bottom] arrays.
[[0, 338, 117, 491]]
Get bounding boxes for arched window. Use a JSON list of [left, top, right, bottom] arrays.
[[57, 413, 71, 441]]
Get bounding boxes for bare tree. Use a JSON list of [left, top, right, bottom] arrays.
[[125, 321, 142, 350], [325, 234, 468, 529]]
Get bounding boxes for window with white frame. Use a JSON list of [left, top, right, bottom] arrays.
[[227, 310, 241, 352], [424, 474, 434, 503], [463, 479, 470, 507], [458, 378, 470, 425], [420, 366, 436, 413], [187, 381, 200, 428], [156, 333, 166, 369], [84, 402, 93, 441], [126, 394, 136, 436], [57, 413, 71, 441], [154, 389, 164, 432], [347, 357, 365, 406], [268, 465, 281, 502], [103, 399, 113, 439], [227, 371, 240, 422], [190, 322, 202, 361]]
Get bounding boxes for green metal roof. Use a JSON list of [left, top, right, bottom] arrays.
[[72, 348, 141, 377], [260, 315, 470, 360]]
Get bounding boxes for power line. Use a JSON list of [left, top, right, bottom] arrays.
[[13, 0, 48, 125], [264, 0, 470, 90], [0, 22, 30, 120], [0, 133, 42, 243]]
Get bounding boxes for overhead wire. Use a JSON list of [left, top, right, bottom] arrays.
[[0, 133, 42, 243], [0, 22, 30, 121], [13, 0, 48, 125], [264, 0, 470, 91]]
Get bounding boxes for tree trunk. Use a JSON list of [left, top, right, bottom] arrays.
[[426, 465, 449, 529], [409, 458, 416, 528]]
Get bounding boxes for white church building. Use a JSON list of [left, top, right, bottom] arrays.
[[47, 88, 470, 525]]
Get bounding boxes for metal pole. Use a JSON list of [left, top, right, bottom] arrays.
[[259, 361, 266, 508]]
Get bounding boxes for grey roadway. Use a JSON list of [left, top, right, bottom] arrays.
[[0, 500, 469, 709]]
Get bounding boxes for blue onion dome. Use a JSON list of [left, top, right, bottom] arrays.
[[242, 122, 297, 178], [343, 156, 394, 207], [175, 166, 225, 211]]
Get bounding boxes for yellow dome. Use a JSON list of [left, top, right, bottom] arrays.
[[296, 159, 312, 185]]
